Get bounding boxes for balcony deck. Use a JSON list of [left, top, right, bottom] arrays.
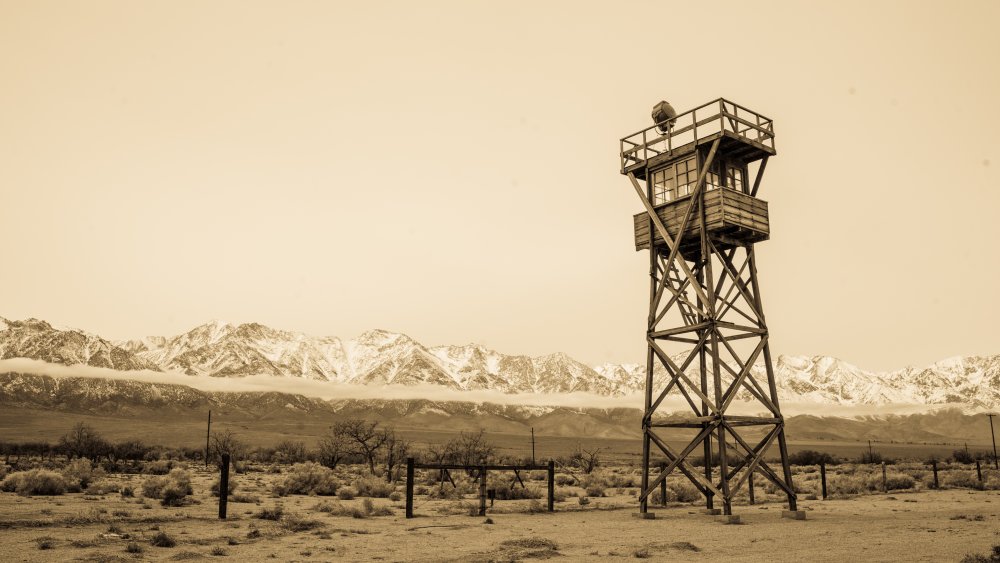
[[620, 99, 776, 180], [633, 188, 769, 257]]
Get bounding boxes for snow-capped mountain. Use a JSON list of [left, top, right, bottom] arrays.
[[1, 316, 998, 408], [0, 317, 156, 372]]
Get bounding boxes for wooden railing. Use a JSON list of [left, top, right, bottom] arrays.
[[620, 99, 775, 173]]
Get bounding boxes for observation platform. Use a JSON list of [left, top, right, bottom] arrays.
[[633, 188, 768, 257], [619, 98, 776, 179]]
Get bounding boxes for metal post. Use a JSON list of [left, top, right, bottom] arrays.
[[218, 453, 229, 519], [405, 457, 414, 519], [820, 462, 827, 500], [547, 460, 555, 512]]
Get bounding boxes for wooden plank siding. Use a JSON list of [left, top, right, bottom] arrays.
[[634, 189, 769, 255]]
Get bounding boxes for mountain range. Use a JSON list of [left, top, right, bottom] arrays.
[[1, 316, 998, 409]]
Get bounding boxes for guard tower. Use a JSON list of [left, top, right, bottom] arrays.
[[620, 99, 798, 517]]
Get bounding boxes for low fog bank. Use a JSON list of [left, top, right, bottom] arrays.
[[0, 358, 970, 418]]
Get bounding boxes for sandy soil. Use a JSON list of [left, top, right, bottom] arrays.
[[1, 470, 998, 562]]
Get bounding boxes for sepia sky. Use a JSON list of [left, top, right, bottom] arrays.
[[1, 1, 997, 371]]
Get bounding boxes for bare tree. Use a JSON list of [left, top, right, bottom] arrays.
[[382, 429, 411, 483], [334, 419, 388, 475], [58, 422, 110, 461], [453, 429, 495, 476], [568, 443, 603, 474], [317, 429, 350, 469], [209, 429, 248, 467], [272, 440, 307, 464]]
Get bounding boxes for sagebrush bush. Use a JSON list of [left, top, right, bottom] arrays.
[[666, 481, 701, 503], [150, 531, 176, 548], [883, 473, 916, 491], [273, 462, 338, 496], [555, 474, 576, 486], [352, 476, 394, 498], [944, 471, 984, 490], [62, 458, 105, 490], [1, 469, 67, 496], [584, 484, 605, 498], [337, 487, 356, 500], [493, 486, 543, 501], [788, 450, 838, 466], [141, 468, 193, 506]]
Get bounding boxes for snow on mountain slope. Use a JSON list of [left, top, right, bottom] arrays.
[[1, 316, 998, 408], [0, 317, 157, 371]]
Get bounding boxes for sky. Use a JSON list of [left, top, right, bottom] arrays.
[[1, 1, 997, 372]]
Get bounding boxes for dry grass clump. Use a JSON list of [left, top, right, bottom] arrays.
[[1, 469, 68, 496], [944, 471, 985, 491], [281, 513, 326, 532], [255, 505, 285, 520], [315, 497, 393, 518], [273, 462, 339, 496]]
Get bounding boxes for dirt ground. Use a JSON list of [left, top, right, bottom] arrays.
[[1, 470, 998, 562]]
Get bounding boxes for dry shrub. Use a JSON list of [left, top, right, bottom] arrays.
[[493, 486, 543, 501], [944, 471, 985, 490], [428, 486, 463, 500], [351, 476, 394, 498], [667, 481, 701, 503], [150, 531, 176, 548], [1, 469, 67, 496], [273, 462, 339, 496], [337, 487, 356, 500], [555, 474, 576, 486], [827, 474, 866, 497], [141, 468, 193, 506], [62, 458, 105, 491]]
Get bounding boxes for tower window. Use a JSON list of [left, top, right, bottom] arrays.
[[726, 165, 745, 193]]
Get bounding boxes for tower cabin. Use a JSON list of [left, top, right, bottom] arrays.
[[621, 99, 775, 260]]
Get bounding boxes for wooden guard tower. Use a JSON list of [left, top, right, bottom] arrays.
[[620, 99, 797, 517]]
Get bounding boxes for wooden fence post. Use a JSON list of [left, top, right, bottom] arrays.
[[479, 465, 488, 517], [659, 462, 667, 506], [405, 457, 414, 519], [977, 459, 983, 483], [547, 460, 555, 512], [218, 453, 229, 520], [932, 460, 939, 489], [820, 462, 827, 500], [748, 471, 755, 505], [881, 462, 887, 492]]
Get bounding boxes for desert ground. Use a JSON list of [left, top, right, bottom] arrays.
[[2, 459, 999, 563]]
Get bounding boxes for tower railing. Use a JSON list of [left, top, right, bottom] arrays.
[[619, 98, 775, 173]]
